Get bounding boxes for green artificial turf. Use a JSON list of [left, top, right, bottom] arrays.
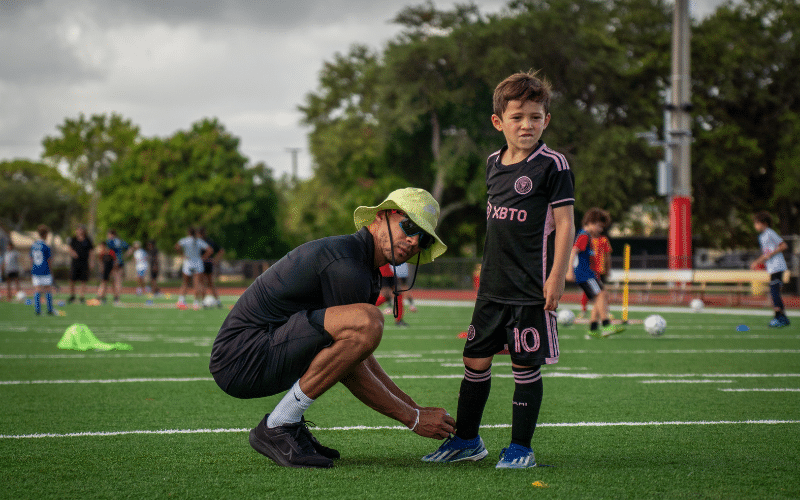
[[1, 295, 798, 499]]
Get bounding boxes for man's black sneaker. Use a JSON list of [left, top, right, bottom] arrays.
[[249, 415, 333, 468], [300, 417, 340, 459]]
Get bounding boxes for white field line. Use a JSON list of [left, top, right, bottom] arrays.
[[641, 379, 734, 384], [0, 353, 202, 359], [3, 372, 799, 385], [3, 419, 799, 440], [719, 388, 800, 392], [0, 377, 213, 385], [416, 300, 800, 318]]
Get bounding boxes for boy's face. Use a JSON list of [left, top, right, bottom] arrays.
[[754, 221, 766, 232], [586, 222, 604, 237], [491, 100, 550, 153]]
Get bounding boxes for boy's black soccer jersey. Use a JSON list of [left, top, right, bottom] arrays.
[[478, 142, 575, 305]]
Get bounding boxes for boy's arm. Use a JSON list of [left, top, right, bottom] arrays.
[[751, 241, 789, 269], [543, 205, 575, 310]]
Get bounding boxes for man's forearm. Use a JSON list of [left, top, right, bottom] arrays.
[[340, 355, 417, 427]]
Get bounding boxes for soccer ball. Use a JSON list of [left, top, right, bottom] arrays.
[[690, 298, 704, 312], [557, 309, 575, 326], [15, 290, 26, 301], [202, 295, 217, 308], [644, 314, 667, 337]]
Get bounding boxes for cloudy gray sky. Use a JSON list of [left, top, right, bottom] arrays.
[[0, 0, 728, 179]]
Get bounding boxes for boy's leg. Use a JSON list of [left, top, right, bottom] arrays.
[[455, 360, 493, 439], [510, 365, 543, 448], [45, 285, 53, 313]]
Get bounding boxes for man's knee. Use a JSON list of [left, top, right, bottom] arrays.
[[329, 303, 384, 353]]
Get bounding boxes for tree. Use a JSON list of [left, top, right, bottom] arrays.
[[41, 113, 140, 238], [693, 0, 800, 240], [96, 119, 288, 259], [300, 0, 672, 254], [0, 160, 84, 235]]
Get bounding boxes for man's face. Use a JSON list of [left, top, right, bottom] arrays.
[[491, 100, 550, 153], [376, 210, 426, 266]]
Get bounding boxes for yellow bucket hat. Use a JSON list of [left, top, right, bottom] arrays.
[[353, 187, 447, 265]]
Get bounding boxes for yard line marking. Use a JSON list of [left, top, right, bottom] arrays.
[[3, 420, 799, 439], [0, 353, 202, 359], [0, 377, 213, 385], [719, 388, 800, 392], [641, 379, 733, 384], [3, 372, 798, 385]]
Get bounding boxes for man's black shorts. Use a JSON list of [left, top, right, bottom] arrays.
[[464, 299, 559, 366], [71, 261, 90, 282], [210, 309, 333, 399]]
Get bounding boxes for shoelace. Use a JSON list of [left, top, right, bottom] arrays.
[[288, 423, 317, 454]]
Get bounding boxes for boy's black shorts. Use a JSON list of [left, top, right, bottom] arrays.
[[102, 261, 114, 281], [71, 261, 90, 282], [463, 299, 559, 366], [211, 309, 333, 399], [578, 277, 604, 301]]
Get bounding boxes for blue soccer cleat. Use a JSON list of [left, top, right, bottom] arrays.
[[422, 435, 488, 462], [495, 443, 537, 469], [769, 316, 790, 328]]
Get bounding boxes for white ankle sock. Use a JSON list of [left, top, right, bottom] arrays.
[[267, 380, 314, 427]]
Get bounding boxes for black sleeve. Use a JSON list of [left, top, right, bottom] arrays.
[[319, 258, 374, 306]]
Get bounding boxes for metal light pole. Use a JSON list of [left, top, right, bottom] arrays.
[[668, 0, 692, 270], [286, 147, 301, 181]]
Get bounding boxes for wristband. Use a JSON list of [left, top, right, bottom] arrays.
[[410, 408, 420, 431]]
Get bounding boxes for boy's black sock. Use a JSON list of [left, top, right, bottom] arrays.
[[590, 321, 598, 331], [602, 319, 610, 327], [511, 366, 543, 449], [455, 367, 491, 440]]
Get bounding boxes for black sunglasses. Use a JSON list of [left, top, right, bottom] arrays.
[[398, 217, 435, 250]]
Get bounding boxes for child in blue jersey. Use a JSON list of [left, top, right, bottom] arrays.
[[106, 229, 129, 304], [30, 225, 55, 315], [750, 212, 790, 328], [567, 208, 623, 338]]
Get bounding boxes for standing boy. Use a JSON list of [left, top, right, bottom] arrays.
[[567, 208, 623, 338], [423, 71, 575, 468], [4, 240, 22, 301], [67, 225, 94, 304], [750, 211, 790, 327], [146, 240, 160, 296], [176, 227, 212, 310], [30, 225, 55, 316], [130, 241, 149, 295], [96, 241, 116, 303], [579, 232, 612, 319], [198, 227, 224, 307], [106, 229, 129, 304]]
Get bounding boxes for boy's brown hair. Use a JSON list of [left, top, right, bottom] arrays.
[[753, 211, 772, 227], [493, 70, 553, 117], [582, 208, 611, 228], [37, 224, 49, 239]]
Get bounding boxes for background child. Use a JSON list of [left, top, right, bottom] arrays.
[[567, 208, 623, 338], [3, 240, 21, 301], [30, 225, 54, 316], [750, 211, 790, 328]]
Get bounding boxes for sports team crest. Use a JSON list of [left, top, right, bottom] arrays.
[[467, 325, 476, 341], [515, 176, 533, 195]]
